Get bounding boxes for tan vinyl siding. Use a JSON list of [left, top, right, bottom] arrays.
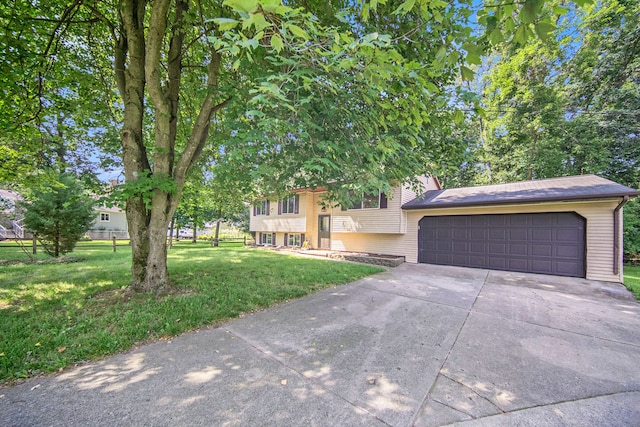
[[402, 200, 622, 283], [250, 194, 308, 233], [331, 233, 407, 257], [331, 187, 404, 234], [400, 175, 436, 204]]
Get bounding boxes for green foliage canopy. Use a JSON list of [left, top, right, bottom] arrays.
[[0, 0, 590, 290]]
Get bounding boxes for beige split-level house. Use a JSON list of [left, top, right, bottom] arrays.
[[250, 175, 639, 283]]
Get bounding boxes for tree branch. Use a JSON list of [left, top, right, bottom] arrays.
[[145, 0, 171, 111]]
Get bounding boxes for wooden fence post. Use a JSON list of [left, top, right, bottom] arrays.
[[32, 235, 37, 254], [112, 236, 117, 252]]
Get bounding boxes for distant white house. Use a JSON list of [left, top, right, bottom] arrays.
[[88, 206, 129, 240], [1, 189, 130, 241]]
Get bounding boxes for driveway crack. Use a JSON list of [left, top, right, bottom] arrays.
[[469, 389, 640, 424], [439, 372, 505, 415], [408, 270, 491, 426]]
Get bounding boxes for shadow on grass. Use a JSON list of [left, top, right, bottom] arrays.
[[0, 245, 382, 383]]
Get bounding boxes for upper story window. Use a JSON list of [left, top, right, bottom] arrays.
[[279, 194, 299, 215], [347, 191, 387, 210], [253, 200, 269, 216], [100, 213, 110, 222]]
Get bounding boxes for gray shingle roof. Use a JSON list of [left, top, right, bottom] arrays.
[[402, 175, 640, 210]]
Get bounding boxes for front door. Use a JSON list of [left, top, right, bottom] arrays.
[[318, 215, 331, 249]]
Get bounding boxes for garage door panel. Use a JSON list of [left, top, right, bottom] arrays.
[[556, 245, 580, 258], [509, 243, 528, 255], [509, 216, 529, 226], [436, 241, 451, 251], [469, 256, 486, 267], [453, 241, 467, 252], [488, 243, 507, 254], [469, 242, 486, 253], [469, 216, 486, 226], [437, 217, 454, 227], [488, 216, 507, 226], [451, 254, 469, 265], [489, 229, 507, 240], [556, 261, 580, 276], [418, 213, 585, 278], [436, 253, 452, 264], [557, 229, 580, 242], [531, 229, 553, 241], [452, 229, 467, 239], [509, 229, 528, 241], [470, 229, 486, 239], [531, 244, 552, 257], [488, 257, 507, 270], [508, 258, 529, 270], [452, 216, 468, 227], [532, 216, 554, 226], [437, 229, 451, 239], [530, 259, 553, 273]]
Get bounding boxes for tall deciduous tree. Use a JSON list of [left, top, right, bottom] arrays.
[[461, 0, 638, 254], [2, 0, 576, 292]]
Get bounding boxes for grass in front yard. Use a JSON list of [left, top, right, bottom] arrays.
[[0, 241, 383, 383], [623, 265, 640, 299]]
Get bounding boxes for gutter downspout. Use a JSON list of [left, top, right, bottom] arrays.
[[613, 196, 630, 276]]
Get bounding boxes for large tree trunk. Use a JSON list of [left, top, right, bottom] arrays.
[[116, 0, 227, 293]]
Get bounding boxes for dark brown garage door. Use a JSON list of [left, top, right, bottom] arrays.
[[418, 213, 586, 277]]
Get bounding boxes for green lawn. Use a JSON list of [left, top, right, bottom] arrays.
[[624, 265, 640, 299], [0, 241, 383, 384]]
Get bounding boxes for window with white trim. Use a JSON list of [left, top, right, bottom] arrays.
[[100, 213, 110, 222], [280, 194, 299, 214], [348, 191, 382, 210], [254, 200, 268, 216], [260, 233, 273, 245], [287, 233, 301, 247]]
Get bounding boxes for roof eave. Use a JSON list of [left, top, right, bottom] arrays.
[[402, 192, 640, 210]]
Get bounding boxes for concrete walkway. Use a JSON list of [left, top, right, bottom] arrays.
[[2, 263, 639, 426]]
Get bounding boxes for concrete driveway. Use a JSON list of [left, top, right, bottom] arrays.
[[2, 263, 639, 426]]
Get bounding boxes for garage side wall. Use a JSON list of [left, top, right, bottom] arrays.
[[403, 200, 621, 282]]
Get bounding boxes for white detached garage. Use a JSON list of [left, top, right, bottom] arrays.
[[402, 175, 639, 283]]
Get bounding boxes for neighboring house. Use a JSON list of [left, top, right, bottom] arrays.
[[250, 175, 639, 283], [1, 189, 130, 240], [0, 189, 28, 239], [88, 206, 129, 240]]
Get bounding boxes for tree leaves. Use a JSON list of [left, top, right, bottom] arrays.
[[223, 0, 258, 14], [270, 33, 284, 52], [286, 24, 309, 40], [212, 18, 240, 31]]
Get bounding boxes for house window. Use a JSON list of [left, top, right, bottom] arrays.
[[362, 192, 380, 209], [279, 194, 299, 215], [287, 233, 301, 247], [254, 200, 269, 216], [260, 233, 274, 245], [347, 191, 387, 210], [100, 213, 110, 222]]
